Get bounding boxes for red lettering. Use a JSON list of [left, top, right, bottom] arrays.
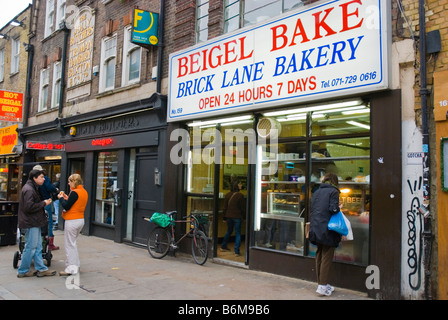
[[289, 18, 310, 46], [239, 36, 253, 60], [178, 57, 188, 77], [189, 52, 201, 74], [340, 0, 364, 32], [271, 24, 288, 52], [224, 40, 238, 65], [313, 8, 337, 40]]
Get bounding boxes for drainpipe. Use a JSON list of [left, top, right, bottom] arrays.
[[156, 0, 165, 93], [23, 43, 34, 127], [418, 0, 433, 300], [59, 21, 69, 118]]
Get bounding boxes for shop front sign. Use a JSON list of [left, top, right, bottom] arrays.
[[0, 124, 18, 155], [168, 0, 390, 122], [26, 141, 65, 151]]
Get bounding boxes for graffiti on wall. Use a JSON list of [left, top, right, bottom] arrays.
[[406, 177, 423, 291]]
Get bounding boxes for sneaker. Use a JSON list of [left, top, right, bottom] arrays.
[[326, 284, 335, 293], [36, 270, 56, 277], [17, 270, 37, 278], [220, 247, 230, 252], [316, 285, 332, 296]]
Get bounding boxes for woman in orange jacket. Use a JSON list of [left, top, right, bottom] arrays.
[[57, 174, 88, 276]]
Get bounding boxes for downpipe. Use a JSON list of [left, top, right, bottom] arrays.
[[418, 0, 433, 300]]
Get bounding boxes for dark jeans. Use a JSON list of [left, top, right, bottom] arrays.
[[221, 218, 242, 254]]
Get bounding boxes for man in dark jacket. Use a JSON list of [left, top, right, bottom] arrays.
[[17, 169, 56, 278], [308, 173, 342, 296]]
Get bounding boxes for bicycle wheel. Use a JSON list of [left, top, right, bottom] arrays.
[[147, 227, 171, 259], [191, 230, 208, 265]]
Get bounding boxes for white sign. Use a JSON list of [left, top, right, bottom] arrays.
[[406, 152, 423, 165], [168, 0, 390, 122]]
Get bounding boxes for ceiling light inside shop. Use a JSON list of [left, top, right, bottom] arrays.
[[346, 121, 370, 130], [263, 99, 363, 117], [187, 115, 252, 127]]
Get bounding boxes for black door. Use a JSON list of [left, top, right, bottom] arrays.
[[133, 155, 160, 245]]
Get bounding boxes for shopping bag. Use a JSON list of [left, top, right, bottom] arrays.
[[327, 211, 348, 236], [149, 212, 172, 228], [342, 214, 354, 240]]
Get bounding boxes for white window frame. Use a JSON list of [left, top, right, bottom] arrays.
[[0, 49, 4, 82], [10, 38, 20, 74], [99, 34, 117, 93], [196, 0, 209, 43], [39, 68, 50, 112], [122, 26, 141, 87], [56, 0, 66, 30], [51, 62, 62, 109], [45, 0, 55, 37]]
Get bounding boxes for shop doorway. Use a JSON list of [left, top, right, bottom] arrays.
[[132, 154, 160, 245]]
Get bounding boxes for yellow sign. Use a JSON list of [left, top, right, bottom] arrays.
[[434, 70, 448, 121], [0, 124, 18, 155]]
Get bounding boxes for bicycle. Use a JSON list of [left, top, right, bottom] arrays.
[[143, 211, 209, 265]]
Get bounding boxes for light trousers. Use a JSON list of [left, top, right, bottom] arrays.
[[64, 219, 84, 274], [315, 244, 335, 285]]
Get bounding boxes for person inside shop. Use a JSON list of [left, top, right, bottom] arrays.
[[58, 173, 88, 276], [220, 179, 245, 256], [308, 172, 342, 296], [33, 165, 59, 251], [17, 169, 57, 278]]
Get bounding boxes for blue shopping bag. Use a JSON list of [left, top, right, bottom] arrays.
[[327, 211, 349, 236]]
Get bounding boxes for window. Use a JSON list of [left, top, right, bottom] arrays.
[[45, 0, 55, 37], [122, 27, 141, 86], [0, 49, 4, 82], [95, 151, 119, 225], [254, 99, 370, 265], [196, 0, 209, 43], [224, 0, 304, 33], [99, 34, 117, 92], [11, 38, 20, 74], [39, 68, 50, 111], [56, 0, 66, 30], [52, 62, 62, 109]]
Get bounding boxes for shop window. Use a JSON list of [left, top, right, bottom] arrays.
[[255, 99, 371, 265], [224, 0, 304, 33], [95, 151, 118, 225]]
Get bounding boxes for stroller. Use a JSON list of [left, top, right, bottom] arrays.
[[13, 226, 53, 269]]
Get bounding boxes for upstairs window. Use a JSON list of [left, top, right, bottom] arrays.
[[52, 62, 62, 108], [122, 27, 141, 86], [45, 0, 55, 37], [99, 34, 117, 92], [196, 0, 209, 43], [39, 68, 50, 112], [224, 0, 304, 33], [0, 49, 4, 82], [11, 38, 20, 74]]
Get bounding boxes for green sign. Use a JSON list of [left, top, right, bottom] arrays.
[[132, 9, 159, 46]]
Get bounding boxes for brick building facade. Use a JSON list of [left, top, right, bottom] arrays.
[[3, 0, 448, 299]]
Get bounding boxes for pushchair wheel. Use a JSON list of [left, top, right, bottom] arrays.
[[13, 251, 20, 269]]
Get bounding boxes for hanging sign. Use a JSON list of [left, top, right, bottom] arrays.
[[0, 124, 18, 155], [168, 0, 390, 122], [132, 9, 159, 46], [0, 90, 23, 122]]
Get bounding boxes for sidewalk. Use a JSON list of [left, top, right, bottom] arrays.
[[0, 230, 370, 300]]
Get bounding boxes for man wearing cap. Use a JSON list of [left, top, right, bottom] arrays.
[[33, 165, 60, 251], [17, 169, 56, 277]]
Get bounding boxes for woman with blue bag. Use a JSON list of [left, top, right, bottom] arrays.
[[308, 173, 342, 296]]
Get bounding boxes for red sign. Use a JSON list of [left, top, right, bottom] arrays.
[[0, 90, 23, 122], [26, 141, 65, 151], [91, 138, 114, 146]]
